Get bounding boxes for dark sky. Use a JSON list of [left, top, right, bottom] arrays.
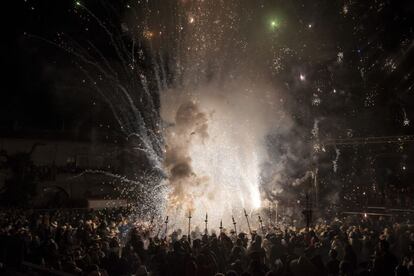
[[2, 0, 121, 137], [2, 0, 414, 138]]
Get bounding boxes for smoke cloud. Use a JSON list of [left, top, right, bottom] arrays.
[[160, 74, 297, 226], [163, 100, 210, 213]]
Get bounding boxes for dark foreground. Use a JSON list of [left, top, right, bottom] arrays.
[[1, 208, 413, 276]]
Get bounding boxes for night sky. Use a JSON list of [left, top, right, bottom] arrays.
[[2, 0, 121, 136], [3, 0, 413, 135]]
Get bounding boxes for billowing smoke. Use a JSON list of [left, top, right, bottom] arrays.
[[163, 100, 209, 213], [160, 75, 293, 227], [292, 170, 314, 187], [260, 125, 314, 208]]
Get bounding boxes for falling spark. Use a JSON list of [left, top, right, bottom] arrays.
[[343, 5, 349, 14], [337, 52, 344, 63], [333, 148, 340, 173], [143, 30, 154, 40], [270, 19, 280, 30], [402, 108, 410, 126]]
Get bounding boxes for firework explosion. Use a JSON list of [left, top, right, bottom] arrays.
[[19, 0, 414, 228], [130, 0, 290, 227], [45, 0, 295, 227]]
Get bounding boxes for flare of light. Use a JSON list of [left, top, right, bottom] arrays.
[[270, 19, 280, 30], [183, 100, 262, 226]]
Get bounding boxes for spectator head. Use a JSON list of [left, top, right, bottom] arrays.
[[329, 249, 338, 259], [378, 239, 390, 253], [173, 240, 182, 252], [235, 238, 243, 247], [226, 270, 239, 276], [254, 235, 262, 245], [408, 242, 414, 253]]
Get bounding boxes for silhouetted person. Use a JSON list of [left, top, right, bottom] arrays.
[[343, 244, 357, 273], [372, 240, 398, 276], [326, 249, 340, 276]]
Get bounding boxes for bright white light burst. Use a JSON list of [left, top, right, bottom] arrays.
[[188, 103, 262, 225]]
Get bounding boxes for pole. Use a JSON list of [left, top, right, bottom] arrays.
[[303, 193, 312, 230], [219, 220, 223, 234], [156, 227, 161, 239], [258, 215, 264, 234], [314, 169, 319, 208], [275, 202, 278, 225], [164, 216, 169, 239], [244, 209, 252, 235], [188, 211, 192, 242], [149, 215, 154, 236], [204, 213, 208, 234], [268, 206, 272, 227], [232, 216, 237, 235]]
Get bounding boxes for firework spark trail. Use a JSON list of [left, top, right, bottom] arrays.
[[31, 37, 140, 138], [333, 148, 341, 173], [69, 169, 167, 214], [62, 3, 166, 172], [25, 2, 171, 216]]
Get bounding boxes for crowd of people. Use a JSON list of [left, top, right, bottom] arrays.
[[0, 207, 413, 276]]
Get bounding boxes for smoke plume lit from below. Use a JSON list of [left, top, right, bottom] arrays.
[[161, 77, 287, 228]]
